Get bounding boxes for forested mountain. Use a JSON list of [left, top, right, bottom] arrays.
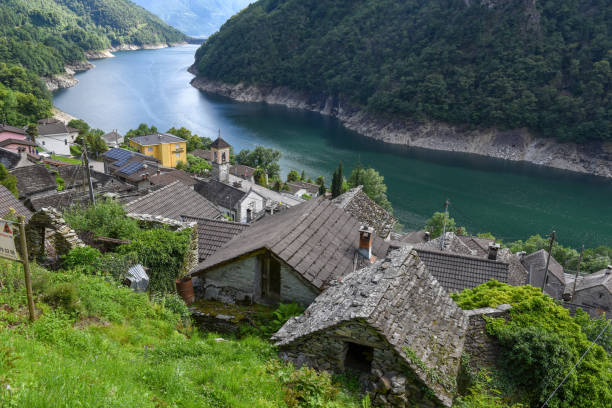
[[0, 0, 185, 126], [131, 0, 253, 38], [194, 0, 612, 143]]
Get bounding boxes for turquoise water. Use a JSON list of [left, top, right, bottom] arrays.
[[53, 45, 612, 248]]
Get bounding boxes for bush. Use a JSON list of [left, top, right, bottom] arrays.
[[62, 246, 102, 273], [63, 200, 140, 240], [43, 282, 80, 313], [261, 303, 305, 337]]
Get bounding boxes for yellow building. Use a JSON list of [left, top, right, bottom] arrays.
[[129, 133, 187, 168]]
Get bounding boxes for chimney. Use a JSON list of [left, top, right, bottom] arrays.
[[517, 251, 526, 261], [488, 242, 501, 260], [358, 226, 375, 261], [424, 231, 430, 242], [157, 169, 161, 176]]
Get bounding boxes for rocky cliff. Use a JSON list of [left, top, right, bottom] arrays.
[[191, 77, 612, 179]]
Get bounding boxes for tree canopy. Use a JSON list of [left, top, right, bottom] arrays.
[[235, 146, 281, 178], [195, 0, 612, 143]]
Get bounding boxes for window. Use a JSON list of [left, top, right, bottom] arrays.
[[176, 144, 180, 148], [344, 342, 373, 373], [176, 153, 180, 158], [148, 147, 153, 152], [222, 152, 227, 163]]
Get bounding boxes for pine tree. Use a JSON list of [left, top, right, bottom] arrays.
[[331, 162, 343, 198]]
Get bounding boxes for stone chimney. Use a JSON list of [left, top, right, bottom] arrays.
[[424, 231, 430, 242], [359, 226, 375, 261], [157, 169, 161, 176], [488, 242, 501, 260]]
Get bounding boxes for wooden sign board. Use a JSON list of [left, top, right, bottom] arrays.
[[0, 221, 19, 261]]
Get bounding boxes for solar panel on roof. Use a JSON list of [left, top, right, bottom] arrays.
[[114, 157, 132, 167], [106, 148, 132, 161], [119, 162, 143, 175]]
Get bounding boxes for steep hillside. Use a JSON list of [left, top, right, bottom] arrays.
[[132, 0, 253, 38], [0, 0, 185, 126], [194, 0, 611, 144]]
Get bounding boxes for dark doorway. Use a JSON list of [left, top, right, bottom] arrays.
[[344, 342, 373, 373], [246, 209, 252, 222], [261, 256, 281, 301]]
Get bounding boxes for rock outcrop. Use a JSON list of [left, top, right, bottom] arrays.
[[190, 77, 612, 179]]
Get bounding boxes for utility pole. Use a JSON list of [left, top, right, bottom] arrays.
[[440, 198, 450, 250], [18, 216, 35, 321], [82, 144, 96, 205], [541, 230, 556, 291], [571, 245, 584, 301]]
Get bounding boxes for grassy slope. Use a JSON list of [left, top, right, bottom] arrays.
[[0, 261, 359, 407]]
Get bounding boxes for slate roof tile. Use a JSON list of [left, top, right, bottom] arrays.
[[332, 186, 396, 239], [0, 185, 31, 221], [10, 164, 56, 197], [182, 215, 249, 261]]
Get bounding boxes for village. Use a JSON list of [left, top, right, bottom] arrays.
[[0, 119, 610, 407]]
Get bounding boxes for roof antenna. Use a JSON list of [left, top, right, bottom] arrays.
[[440, 198, 450, 250]]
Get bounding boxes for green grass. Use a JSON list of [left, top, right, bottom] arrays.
[[0, 261, 361, 408], [50, 154, 82, 165]]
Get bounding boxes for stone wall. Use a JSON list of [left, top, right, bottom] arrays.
[[279, 320, 440, 408], [463, 304, 511, 370], [25, 207, 85, 264], [194, 252, 320, 306]]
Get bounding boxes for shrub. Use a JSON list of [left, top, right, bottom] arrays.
[[43, 282, 80, 313], [262, 303, 304, 337], [62, 246, 102, 273], [63, 200, 140, 240]]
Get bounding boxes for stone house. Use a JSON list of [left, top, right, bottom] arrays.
[[101, 130, 124, 148], [181, 215, 250, 262], [230, 164, 255, 183], [195, 179, 265, 223], [286, 180, 320, 199], [332, 186, 397, 240], [0, 185, 32, 221], [272, 247, 469, 407], [521, 249, 566, 299], [564, 267, 612, 317], [35, 118, 79, 156], [189, 198, 389, 306], [149, 169, 197, 188], [125, 181, 221, 222]]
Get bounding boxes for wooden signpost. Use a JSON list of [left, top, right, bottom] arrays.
[[0, 216, 35, 321]]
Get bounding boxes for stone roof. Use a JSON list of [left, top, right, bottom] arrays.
[[210, 137, 231, 149], [36, 121, 78, 136], [0, 139, 37, 148], [273, 246, 468, 407], [149, 170, 197, 186], [572, 268, 612, 294], [125, 181, 221, 221], [0, 185, 32, 221], [182, 216, 250, 261], [0, 124, 26, 135], [28, 191, 88, 212], [0, 147, 22, 169], [415, 248, 509, 293], [130, 133, 185, 146], [10, 164, 56, 197], [522, 249, 566, 285], [286, 180, 320, 195], [195, 179, 246, 210], [190, 198, 390, 291], [191, 149, 214, 161], [230, 164, 255, 179], [332, 186, 397, 239]]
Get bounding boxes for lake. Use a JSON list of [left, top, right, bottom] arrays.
[[53, 45, 612, 248]]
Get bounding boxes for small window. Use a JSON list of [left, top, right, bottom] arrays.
[[222, 151, 227, 163], [148, 147, 153, 152], [600, 292, 604, 299], [344, 342, 373, 373], [176, 144, 180, 148], [176, 153, 180, 158]]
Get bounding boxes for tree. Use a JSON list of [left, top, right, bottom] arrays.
[[184, 154, 211, 175], [235, 146, 281, 178], [0, 163, 18, 197], [167, 126, 212, 152], [315, 176, 324, 186], [84, 129, 108, 158], [424, 211, 456, 239], [124, 123, 158, 142], [26, 123, 38, 143], [318, 183, 326, 196], [300, 170, 306, 181], [347, 161, 392, 212], [253, 167, 267, 186], [287, 170, 300, 183], [331, 162, 343, 198]]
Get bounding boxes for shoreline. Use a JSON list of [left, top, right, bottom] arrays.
[[44, 42, 187, 92], [190, 75, 612, 179]]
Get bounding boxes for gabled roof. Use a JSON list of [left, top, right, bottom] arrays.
[[190, 198, 390, 291], [36, 121, 78, 136], [415, 248, 509, 293], [522, 249, 566, 285], [230, 164, 255, 178], [125, 181, 221, 221], [195, 179, 246, 210], [286, 180, 320, 195], [0, 124, 26, 135], [0, 147, 22, 169], [191, 149, 213, 161], [332, 186, 397, 239], [210, 137, 231, 149], [0, 139, 36, 148], [10, 164, 56, 197], [182, 216, 250, 261], [149, 170, 197, 186], [573, 268, 612, 294], [273, 247, 468, 407], [0, 185, 32, 221], [130, 133, 185, 146]]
